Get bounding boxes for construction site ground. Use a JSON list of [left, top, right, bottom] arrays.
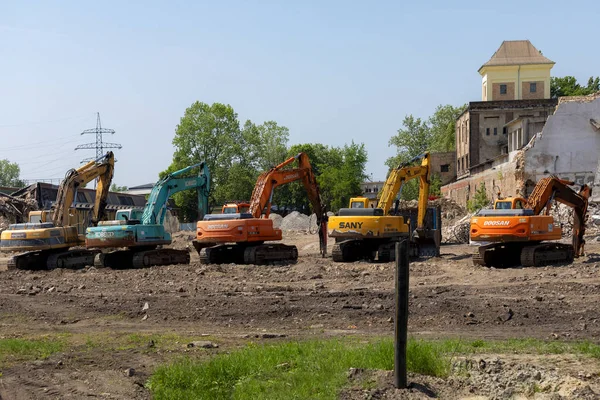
[[1, 231, 600, 399]]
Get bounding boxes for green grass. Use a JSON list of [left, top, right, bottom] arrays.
[[147, 338, 450, 400], [146, 336, 600, 400], [0, 337, 67, 367]]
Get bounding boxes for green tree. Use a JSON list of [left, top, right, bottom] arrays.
[[551, 76, 600, 98], [467, 182, 490, 212], [110, 183, 128, 192], [0, 159, 25, 187], [429, 173, 442, 197], [385, 116, 432, 201], [428, 104, 466, 152], [273, 142, 368, 213], [163, 102, 242, 221], [319, 142, 368, 211]]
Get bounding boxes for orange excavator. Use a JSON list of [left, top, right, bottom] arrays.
[[470, 176, 591, 267], [192, 152, 328, 264]]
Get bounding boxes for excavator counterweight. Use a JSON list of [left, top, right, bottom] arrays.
[[193, 152, 327, 265]]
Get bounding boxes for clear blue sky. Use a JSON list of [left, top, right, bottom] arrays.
[[0, 0, 598, 187]]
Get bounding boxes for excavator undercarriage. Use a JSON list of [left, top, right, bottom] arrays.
[[196, 242, 299, 265], [472, 241, 575, 268]]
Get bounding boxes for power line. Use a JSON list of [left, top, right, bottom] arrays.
[[75, 112, 122, 162], [0, 113, 94, 129]]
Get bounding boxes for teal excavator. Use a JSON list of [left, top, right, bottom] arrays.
[[86, 162, 210, 268]]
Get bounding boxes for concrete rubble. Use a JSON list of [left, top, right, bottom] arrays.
[[0, 192, 38, 233]]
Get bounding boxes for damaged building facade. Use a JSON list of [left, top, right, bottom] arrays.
[[442, 40, 600, 206]]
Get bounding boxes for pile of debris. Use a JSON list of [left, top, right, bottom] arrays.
[[280, 211, 311, 231], [545, 202, 600, 238], [0, 193, 38, 232], [395, 198, 472, 243]]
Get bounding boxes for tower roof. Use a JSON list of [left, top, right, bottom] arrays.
[[479, 40, 554, 72]]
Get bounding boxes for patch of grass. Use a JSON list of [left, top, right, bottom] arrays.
[[147, 338, 451, 400], [0, 337, 66, 367]]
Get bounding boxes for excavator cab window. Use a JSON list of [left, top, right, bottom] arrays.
[[350, 201, 365, 208], [495, 201, 512, 210], [514, 200, 524, 209], [223, 206, 237, 214], [238, 205, 249, 214]]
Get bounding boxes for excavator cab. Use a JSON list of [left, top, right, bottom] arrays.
[[349, 197, 369, 208], [493, 197, 526, 210], [221, 202, 250, 214]]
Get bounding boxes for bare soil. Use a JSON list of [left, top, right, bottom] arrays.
[[1, 232, 600, 399]]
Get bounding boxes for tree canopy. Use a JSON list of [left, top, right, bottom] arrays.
[[386, 104, 464, 200], [163, 101, 369, 220], [551, 76, 600, 98], [110, 184, 128, 192], [0, 159, 25, 188]]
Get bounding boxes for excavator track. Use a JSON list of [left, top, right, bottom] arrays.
[[200, 243, 297, 265], [132, 249, 190, 268], [199, 245, 246, 264], [100, 248, 189, 268], [472, 243, 524, 268], [243, 244, 298, 265], [7, 251, 53, 270], [472, 242, 573, 268], [332, 240, 369, 262], [47, 249, 99, 269], [8, 249, 98, 270], [100, 250, 134, 269], [520, 243, 574, 267]]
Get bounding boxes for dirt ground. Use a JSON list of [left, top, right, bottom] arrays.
[[1, 231, 600, 399]]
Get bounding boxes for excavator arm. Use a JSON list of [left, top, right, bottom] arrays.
[[53, 152, 115, 227], [377, 152, 431, 230], [141, 162, 210, 225], [248, 152, 328, 256], [526, 176, 591, 256]]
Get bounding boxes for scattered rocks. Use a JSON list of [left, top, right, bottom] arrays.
[[261, 333, 286, 339]]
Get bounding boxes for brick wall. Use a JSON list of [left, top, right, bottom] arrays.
[[441, 161, 519, 208], [521, 81, 545, 100], [492, 82, 515, 100], [430, 152, 456, 185]]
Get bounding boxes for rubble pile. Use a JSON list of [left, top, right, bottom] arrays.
[[395, 198, 472, 243], [269, 213, 283, 229], [280, 211, 311, 231], [0, 193, 38, 232]]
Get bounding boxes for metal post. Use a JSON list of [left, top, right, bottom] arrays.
[[394, 239, 409, 388]]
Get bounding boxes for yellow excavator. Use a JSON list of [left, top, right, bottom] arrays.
[[0, 152, 115, 269], [328, 152, 441, 262]]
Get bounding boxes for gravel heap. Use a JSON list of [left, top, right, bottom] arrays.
[[269, 213, 283, 229], [280, 211, 311, 231]]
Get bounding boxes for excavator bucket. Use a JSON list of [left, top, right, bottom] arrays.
[[397, 205, 441, 258]]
